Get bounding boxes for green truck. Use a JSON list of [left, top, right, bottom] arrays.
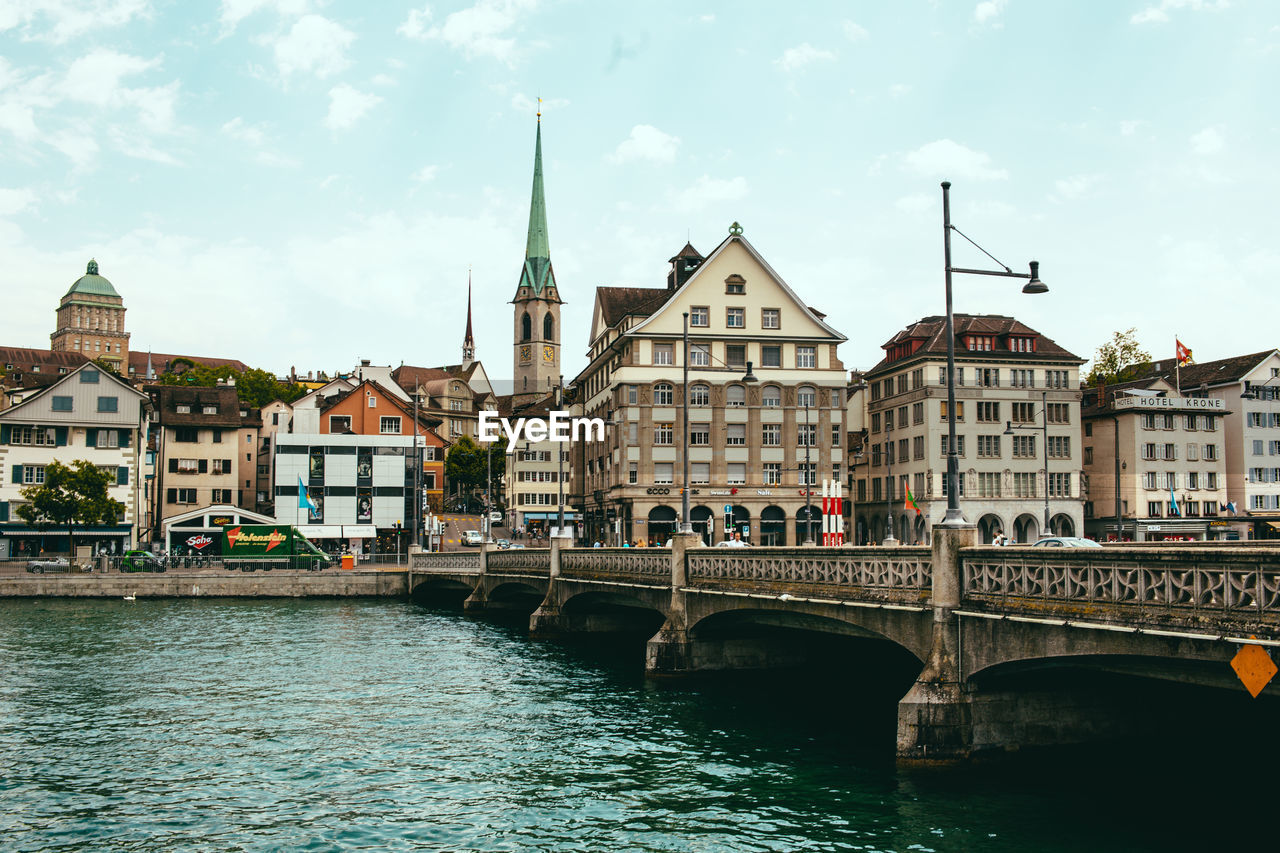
[[220, 525, 333, 572]]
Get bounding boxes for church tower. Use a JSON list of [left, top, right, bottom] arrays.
[[512, 113, 562, 395], [462, 271, 476, 365], [51, 259, 130, 372]]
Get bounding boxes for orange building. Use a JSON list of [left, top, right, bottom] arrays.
[[319, 380, 446, 511]]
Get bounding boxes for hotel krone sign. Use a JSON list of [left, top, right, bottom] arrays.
[[1114, 396, 1226, 411]]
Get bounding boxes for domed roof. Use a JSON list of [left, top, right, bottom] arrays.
[[64, 259, 120, 298]]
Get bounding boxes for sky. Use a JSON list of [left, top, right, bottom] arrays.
[[2, 0, 1277, 383]]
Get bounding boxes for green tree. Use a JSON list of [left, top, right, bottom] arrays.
[[444, 434, 507, 506], [15, 460, 125, 557], [1084, 328, 1152, 386], [157, 361, 307, 408]]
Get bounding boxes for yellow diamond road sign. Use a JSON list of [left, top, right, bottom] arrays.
[[1231, 640, 1277, 698]]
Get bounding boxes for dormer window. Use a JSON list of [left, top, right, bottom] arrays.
[[203, 405, 218, 415], [725, 274, 746, 294], [1006, 336, 1035, 353], [176, 404, 191, 414], [965, 335, 995, 352]]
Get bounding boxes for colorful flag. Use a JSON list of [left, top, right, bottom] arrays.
[[1226, 501, 1237, 516], [1169, 489, 1180, 517], [298, 475, 318, 512], [1176, 339, 1192, 365], [905, 487, 921, 515]]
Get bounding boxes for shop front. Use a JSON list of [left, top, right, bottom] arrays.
[[162, 505, 278, 556], [0, 524, 133, 560]]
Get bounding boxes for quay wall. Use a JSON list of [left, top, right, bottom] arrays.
[[0, 570, 408, 599]]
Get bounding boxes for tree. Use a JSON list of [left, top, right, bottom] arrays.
[[157, 361, 307, 408], [444, 434, 507, 507], [15, 460, 125, 557], [1084, 328, 1152, 386]]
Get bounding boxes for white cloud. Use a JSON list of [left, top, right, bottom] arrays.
[[775, 43, 835, 72], [671, 175, 748, 211], [1132, 0, 1228, 26], [902, 139, 1009, 181], [218, 0, 311, 33], [609, 124, 680, 164], [56, 50, 179, 133], [397, 5, 432, 40], [48, 130, 100, 167], [0, 187, 37, 217], [403, 0, 536, 65], [1052, 174, 1100, 200], [843, 20, 868, 41], [412, 164, 438, 182], [974, 0, 1008, 25], [222, 116, 266, 146], [1190, 125, 1225, 154], [324, 84, 381, 130], [888, 83, 911, 97], [0, 0, 151, 44], [371, 73, 396, 87], [1120, 119, 1142, 136], [698, 14, 715, 23], [274, 14, 354, 79], [895, 193, 933, 214]]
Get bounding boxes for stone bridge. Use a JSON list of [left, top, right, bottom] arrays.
[[409, 531, 1280, 764]]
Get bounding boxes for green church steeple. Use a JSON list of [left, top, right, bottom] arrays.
[[517, 117, 557, 299]]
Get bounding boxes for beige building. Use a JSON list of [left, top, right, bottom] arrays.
[[1081, 378, 1230, 541], [50, 260, 130, 372], [857, 314, 1085, 545], [571, 225, 848, 546]]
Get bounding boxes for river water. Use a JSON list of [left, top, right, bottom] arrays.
[[0, 599, 1268, 851]]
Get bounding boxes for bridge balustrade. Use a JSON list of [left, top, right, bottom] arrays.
[[686, 546, 932, 601], [962, 547, 1280, 621], [486, 548, 552, 575], [560, 548, 672, 583], [410, 551, 482, 573]]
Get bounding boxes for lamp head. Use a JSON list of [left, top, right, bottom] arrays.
[[741, 361, 759, 383], [1021, 260, 1048, 294], [1003, 421, 1013, 435]]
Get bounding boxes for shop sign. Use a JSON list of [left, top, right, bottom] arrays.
[[646, 487, 671, 495], [186, 534, 213, 550], [1115, 396, 1225, 411], [756, 489, 773, 496], [210, 515, 234, 526]]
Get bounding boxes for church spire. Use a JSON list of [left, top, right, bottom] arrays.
[[515, 116, 557, 299], [462, 269, 476, 363]]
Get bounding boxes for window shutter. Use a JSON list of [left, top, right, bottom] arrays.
[[119, 429, 131, 448], [198, 459, 208, 473], [55, 427, 68, 446], [117, 467, 129, 486], [166, 488, 176, 503], [0, 425, 8, 444], [86, 428, 98, 447], [223, 458, 231, 470], [12, 465, 22, 484], [0, 502, 7, 522], [169, 458, 178, 473], [212, 429, 221, 443]]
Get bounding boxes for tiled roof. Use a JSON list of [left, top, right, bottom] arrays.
[[597, 286, 673, 327], [1135, 349, 1277, 389], [0, 345, 91, 376], [869, 314, 1083, 374], [148, 385, 249, 428], [127, 351, 250, 377]]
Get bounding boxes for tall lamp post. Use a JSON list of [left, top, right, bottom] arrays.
[[884, 415, 895, 544], [940, 180, 1048, 527], [802, 396, 815, 545], [1004, 389, 1051, 538], [680, 312, 693, 534]]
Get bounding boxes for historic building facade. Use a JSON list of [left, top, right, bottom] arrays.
[[856, 315, 1085, 545], [570, 224, 848, 546], [50, 260, 130, 372]]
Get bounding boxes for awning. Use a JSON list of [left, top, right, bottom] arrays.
[[520, 512, 578, 521], [343, 525, 377, 538], [1268, 521, 1280, 531], [297, 525, 344, 539], [0, 525, 131, 535]]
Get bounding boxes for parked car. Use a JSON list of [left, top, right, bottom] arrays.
[[495, 539, 511, 550], [489, 511, 504, 526], [461, 530, 484, 547], [507, 543, 526, 550], [1031, 537, 1103, 548], [121, 550, 167, 572], [26, 556, 72, 573]]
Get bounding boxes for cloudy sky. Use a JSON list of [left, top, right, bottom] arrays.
[[2, 0, 1276, 381]]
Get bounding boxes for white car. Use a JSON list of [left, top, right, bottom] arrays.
[[461, 530, 484, 546]]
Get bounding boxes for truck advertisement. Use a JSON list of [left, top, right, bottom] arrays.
[[220, 525, 332, 571]]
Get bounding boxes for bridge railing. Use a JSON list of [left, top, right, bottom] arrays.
[[409, 551, 482, 573], [961, 546, 1280, 620], [486, 548, 552, 576], [686, 546, 932, 601], [560, 548, 672, 583]]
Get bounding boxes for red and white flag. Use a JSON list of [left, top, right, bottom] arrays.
[[1175, 339, 1192, 365]]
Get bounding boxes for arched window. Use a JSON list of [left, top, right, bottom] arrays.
[[761, 385, 782, 408], [521, 312, 532, 342], [543, 313, 554, 340], [689, 384, 710, 407], [726, 384, 746, 407], [653, 383, 674, 405], [797, 385, 816, 408]]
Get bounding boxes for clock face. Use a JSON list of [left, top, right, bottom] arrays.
[[542, 345, 555, 363], [520, 345, 532, 363]]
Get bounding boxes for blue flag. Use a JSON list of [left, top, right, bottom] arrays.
[[1169, 489, 1180, 517], [299, 475, 318, 512]]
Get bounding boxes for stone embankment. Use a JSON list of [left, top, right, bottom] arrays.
[[0, 570, 408, 598]]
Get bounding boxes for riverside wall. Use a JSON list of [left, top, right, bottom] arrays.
[[0, 570, 408, 599]]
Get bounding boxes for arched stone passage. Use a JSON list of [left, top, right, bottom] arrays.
[[977, 513, 1004, 543], [795, 505, 820, 545], [1013, 513, 1039, 544], [647, 506, 677, 545], [728, 505, 751, 543], [1051, 513, 1075, 536], [913, 513, 927, 546], [560, 589, 669, 637], [760, 505, 786, 546], [690, 505, 714, 545]]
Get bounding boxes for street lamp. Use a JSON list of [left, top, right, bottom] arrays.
[[1004, 389, 1051, 538], [940, 180, 1048, 527], [884, 414, 894, 544]]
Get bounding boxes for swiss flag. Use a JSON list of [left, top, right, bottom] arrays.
[[1176, 339, 1192, 365]]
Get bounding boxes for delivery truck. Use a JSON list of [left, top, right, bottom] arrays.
[[220, 525, 333, 572]]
